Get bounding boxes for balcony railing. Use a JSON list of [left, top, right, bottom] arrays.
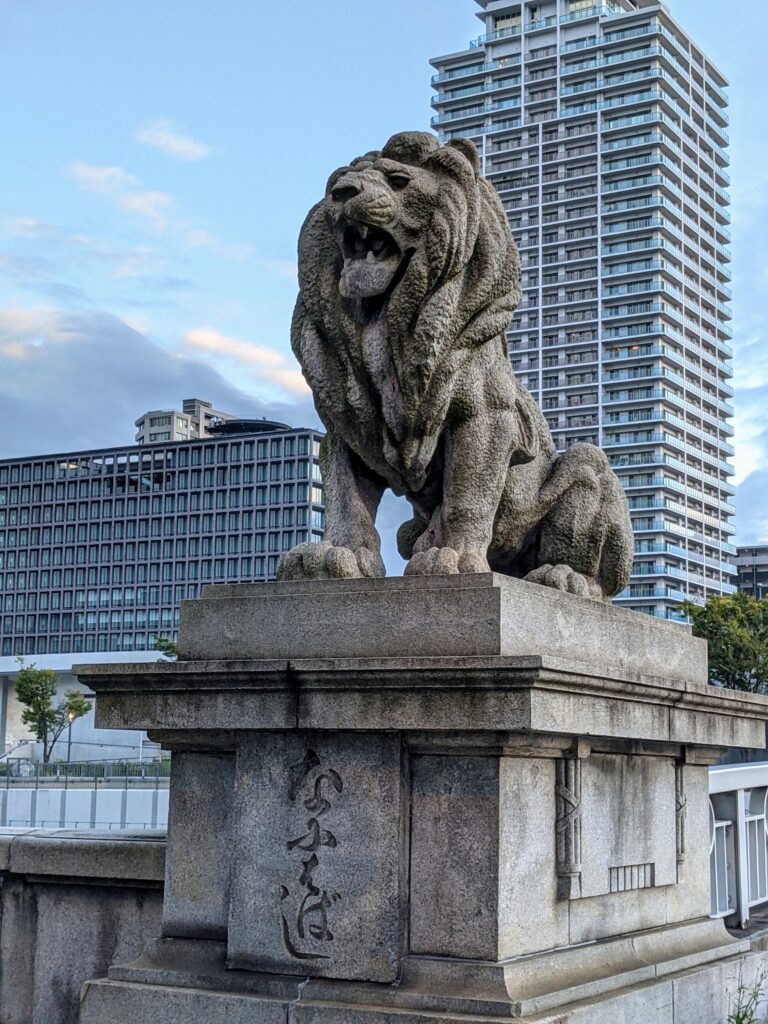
[[709, 762, 768, 927], [560, 6, 620, 25]]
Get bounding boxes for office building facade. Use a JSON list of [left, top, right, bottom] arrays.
[[736, 546, 768, 600], [0, 424, 325, 659], [431, 0, 736, 619]]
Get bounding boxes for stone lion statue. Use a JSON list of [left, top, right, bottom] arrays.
[[278, 131, 633, 599]]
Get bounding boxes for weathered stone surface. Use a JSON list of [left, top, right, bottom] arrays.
[[78, 658, 768, 755], [176, 574, 707, 685], [68, 578, 768, 1024], [227, 732, 405, 983], [409, 755, 500, 958], [498, 756, 569, 957], [163, 752, 234, 940], [0, 829, 163, 1024], [79, 978, 289, 1024], [5, 827, 165, 881], [580, 753, 677, 898], [276, 131, 633, 598]]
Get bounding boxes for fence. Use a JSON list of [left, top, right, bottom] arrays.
[[0, 757, 170, 830], [709, 761, 768, 927]]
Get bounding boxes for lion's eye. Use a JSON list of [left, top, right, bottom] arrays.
[[387, 174, 410, 191]]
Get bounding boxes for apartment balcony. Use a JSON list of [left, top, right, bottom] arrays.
[[602, 196, 681, 219], [431, 61, 500, 85], [560, 6, 621, 26], [561, 45, 682, 79], [471, 25, 521, 48], [430, 97, 520, 127], [601, 132, 680, 156]]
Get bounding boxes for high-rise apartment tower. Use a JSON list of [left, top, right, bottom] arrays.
[[431, 0, 736, 620]]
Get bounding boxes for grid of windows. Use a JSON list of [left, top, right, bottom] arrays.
[[0, 429, 325, 656]]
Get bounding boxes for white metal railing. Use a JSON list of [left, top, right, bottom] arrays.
[[709, 762, 768, 927]]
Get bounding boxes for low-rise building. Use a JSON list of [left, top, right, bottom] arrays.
[[736, 545, 768, 599], [135, 396, 241, 444]]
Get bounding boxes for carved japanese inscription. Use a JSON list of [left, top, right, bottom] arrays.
[[227, 733, 403, 983], [280, 749, 343, 961]]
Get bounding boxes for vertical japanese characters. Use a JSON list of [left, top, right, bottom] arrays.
[[280, 749, 343, 961]]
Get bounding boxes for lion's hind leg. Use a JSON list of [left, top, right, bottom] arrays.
[[523, 444, 633, 601]]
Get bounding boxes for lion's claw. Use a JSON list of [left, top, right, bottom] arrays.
[[524, 563, 602, 600], [404, 546, 490, 577], [277, 541, 385, 581]]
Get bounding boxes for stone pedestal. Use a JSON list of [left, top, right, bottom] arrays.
[[75, 575, 768, 1023]]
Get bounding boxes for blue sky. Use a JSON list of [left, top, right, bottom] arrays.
[[1, 0, 766, 561]]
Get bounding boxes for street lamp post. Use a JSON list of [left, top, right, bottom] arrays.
[[66, 710, 75, 764]]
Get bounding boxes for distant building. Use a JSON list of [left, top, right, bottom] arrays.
[[736, 546, 768, 599], [135, 397, 240, 445], [0, 422, 324, 661], [0, 420, 325, 757]]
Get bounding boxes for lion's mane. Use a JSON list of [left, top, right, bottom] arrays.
[[291, 131, 522, 480]]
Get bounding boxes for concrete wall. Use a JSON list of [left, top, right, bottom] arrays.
[[0, 786, 169, 829], [0, 828, 165, 1024]]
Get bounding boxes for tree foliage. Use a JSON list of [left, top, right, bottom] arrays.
[[14, 659, 92, 763], [680, 593, 768, 693], [153, 636, 178, 661]]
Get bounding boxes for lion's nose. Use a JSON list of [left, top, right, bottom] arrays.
[[332, 179, 362, 203]]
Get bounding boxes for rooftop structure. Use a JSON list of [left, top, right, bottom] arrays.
[[134, 397, 240, 445]]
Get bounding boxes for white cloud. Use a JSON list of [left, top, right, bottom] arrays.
[[181, 327, 309, 396], [0, 305, 318, 460], [70, 163, 138, 193], [117, 190, 173, 227], [136, 119, 211, 162]]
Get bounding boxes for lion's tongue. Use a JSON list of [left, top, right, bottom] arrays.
[[340, 255, 399, 298]]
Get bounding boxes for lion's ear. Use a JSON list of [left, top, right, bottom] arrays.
[[446, 137, 481, 176]]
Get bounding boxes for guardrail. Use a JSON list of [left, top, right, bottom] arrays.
[[0, 757, 170, 785], [709, 761, 768, 927]]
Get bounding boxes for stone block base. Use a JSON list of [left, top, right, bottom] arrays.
[[79, 940, 768, 1024], [74, 577, 768, 1024]]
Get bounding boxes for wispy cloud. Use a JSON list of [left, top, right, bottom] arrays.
[[67, 162, 250, 257], [135, 119, 211, 162], [69, 161, 173, 229], [181, 327, 309, 396], [70, 163, 138, 193]]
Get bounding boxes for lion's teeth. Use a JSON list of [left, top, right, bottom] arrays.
[[366, 251, 376, 263], [360, 225, 369, 239]]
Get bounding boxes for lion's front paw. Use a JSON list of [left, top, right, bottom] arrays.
[[277, 541, 385, 581], [404, 546, 490, 577], [524, 563, 602, 600]]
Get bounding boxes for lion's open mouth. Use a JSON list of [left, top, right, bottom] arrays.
[[338, 221, 406, 303]]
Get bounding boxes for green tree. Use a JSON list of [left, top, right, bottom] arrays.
[[14, 659, 92, 763], [153, 636, 178, 661], [680, 593, 768, 694]]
